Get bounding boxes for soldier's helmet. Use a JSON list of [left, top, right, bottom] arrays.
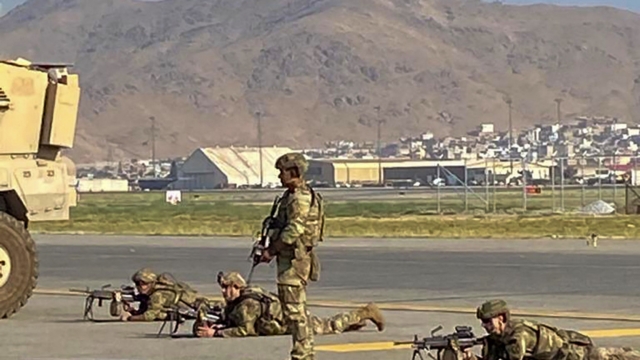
[[275, 152, 308, 176], [131, 267, 157, 284], [476, 299, 510, 320], [217, 271, 247, 288]]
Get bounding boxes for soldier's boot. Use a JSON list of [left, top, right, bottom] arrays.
[[355, 303, 385, 331], [344, 320, 367, 332]]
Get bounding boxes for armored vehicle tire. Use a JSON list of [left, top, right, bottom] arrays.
[[0, 211, 38, 319]]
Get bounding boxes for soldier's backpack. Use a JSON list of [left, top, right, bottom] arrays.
[[154, 272, 201, 309], [234, 286, 282, 323], [300, 186, 325, 248]]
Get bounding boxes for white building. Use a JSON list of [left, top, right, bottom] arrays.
[[174, 146, 295, 189], [480, 123, 494, 133]]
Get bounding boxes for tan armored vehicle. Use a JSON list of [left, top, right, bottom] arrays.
[[0, 58, 80, 318]]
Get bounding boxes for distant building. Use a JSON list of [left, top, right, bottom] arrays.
[[173, 146, 295, 189], [480, 123, 494, 133], [307, 158, 470, 186], [76, 178, 130, 192]]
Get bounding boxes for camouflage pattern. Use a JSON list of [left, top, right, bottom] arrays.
[[270, 152, 324, 360], [310, 310, 366, 335], [132, 272, 202, 321], [218, 285, 284, 338], [269, 186, 315, 286], [275, 152, 309, 176], [278, 284, 314, 359], [131, 267, 157, 284], [214, 284, 382, 338], [476, 299, 510, 320], [462, 318, 640, 360], [218, 271, 247, 288], [589, 347, 640, 360]]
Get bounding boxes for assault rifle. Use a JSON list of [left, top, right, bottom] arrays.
[[157, 303, 223, 338], [394, 325, 485, 360], [69, 283, 140, 321], [246, 194, 282, 283]]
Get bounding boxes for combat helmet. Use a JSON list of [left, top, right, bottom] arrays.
[[275, 152, 308, 177], [216, 271, 247, 289], [476, 299, 510, 321], [131, 267, 157, 284]]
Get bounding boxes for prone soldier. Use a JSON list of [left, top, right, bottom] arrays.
[[195, 272, 385, 338], [111, 267, 210, 322], [258, 152, 325, 360], [446, 299, 640, 360]]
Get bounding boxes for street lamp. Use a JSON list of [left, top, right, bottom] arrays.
[[374, 106, 385, 185], [150, 116, 156, 178], [505, 97, 513, 173], [254, 110, 264, 188]]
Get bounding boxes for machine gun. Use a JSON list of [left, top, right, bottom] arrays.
[[69, 284, 139, 321], [246, 194, 282, 283], [157, 303, 223, 338], [394, 325, 485, 360]]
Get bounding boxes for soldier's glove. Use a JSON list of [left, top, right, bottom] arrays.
[[119, 311, 132, 322], [113, 291, 123, 302], [441, 339, 465, 360]]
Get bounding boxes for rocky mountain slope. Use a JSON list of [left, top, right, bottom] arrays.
[[1, 0, 639, 162]]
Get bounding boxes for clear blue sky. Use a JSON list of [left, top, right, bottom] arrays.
[[1, 0, 638, 15]]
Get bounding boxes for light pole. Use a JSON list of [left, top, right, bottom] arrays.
[[374, 106, 385, 185], [255, 110, 264, 187], [505, 97, 513, 173], [150, 116, 156, 178]]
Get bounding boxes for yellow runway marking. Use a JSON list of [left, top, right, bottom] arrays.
[[34, 289, 640, 322], [317, 328, 640, 353]]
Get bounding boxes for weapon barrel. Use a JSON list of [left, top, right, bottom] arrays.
[[392, 341, 416, 346], [68, 289, 90, 294]]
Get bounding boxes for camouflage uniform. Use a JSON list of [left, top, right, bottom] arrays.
[[267, 153, 325, 360], [308, 303, 385, 335], [113, 268, 205, 321], [450, 300, 640, 360], [214, 272, 385, 338]]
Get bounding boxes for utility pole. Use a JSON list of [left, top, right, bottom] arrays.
[[255, 110, 264, 187], [374, 106, 384, 185], [555, 98, 563, 201], [555, 98, 562, 125], [506, 97, 513, 173], [150, 116, 156, 178]]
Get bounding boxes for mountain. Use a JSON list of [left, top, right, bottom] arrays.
[[0, 0, 639, 162]]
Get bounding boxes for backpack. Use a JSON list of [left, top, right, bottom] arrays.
[[300, 186, 325, 248], [235, 286, 282, 323], [154, 272, 201, 309]]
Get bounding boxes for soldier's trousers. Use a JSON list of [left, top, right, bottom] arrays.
[[310, 309, 366, 335], [278, 284, 315, 360], [589, 347, 640, 360]]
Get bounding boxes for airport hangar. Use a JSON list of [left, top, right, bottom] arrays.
[[169, 147, 552, 190], [306, 158, 552, 187]]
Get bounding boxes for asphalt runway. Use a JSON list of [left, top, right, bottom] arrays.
[[1, 235, 640, 359]]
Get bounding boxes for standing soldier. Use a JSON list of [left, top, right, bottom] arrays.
[[259, 153, 325, 360]]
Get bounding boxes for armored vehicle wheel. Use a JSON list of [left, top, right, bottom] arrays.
[[0, 211, 38, 318]]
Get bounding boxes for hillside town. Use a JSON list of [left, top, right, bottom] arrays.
[[75, 115, 640, 192]]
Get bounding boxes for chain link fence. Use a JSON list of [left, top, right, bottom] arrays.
[[428, 155, 639, 215]]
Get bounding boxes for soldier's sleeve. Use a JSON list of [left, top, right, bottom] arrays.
[[278, 192, 311, 246], [219, 299, 260, 338], [141, 291, 171, 321], [505, 328, 536, 360]]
